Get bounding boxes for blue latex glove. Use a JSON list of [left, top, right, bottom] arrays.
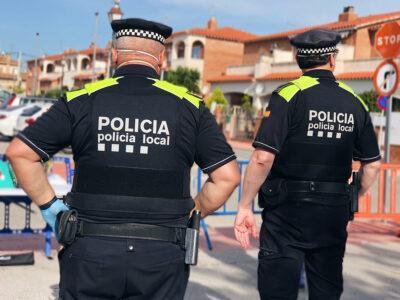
[[40, 197, 69, 236]]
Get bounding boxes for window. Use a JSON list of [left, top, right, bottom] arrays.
[[81, 58, 90, 70], [21, 105, 42, 117], [46, 64, 55, 73], [191, 41, 204, 59], [177, 42, 185, 58]]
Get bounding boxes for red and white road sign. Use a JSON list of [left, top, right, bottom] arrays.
[[373, 59, 399, 96], [374, 21, 400, 58]]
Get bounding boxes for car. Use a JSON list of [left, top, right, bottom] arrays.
[[0, 104, 39, 137], [14, 103, 53, 134]]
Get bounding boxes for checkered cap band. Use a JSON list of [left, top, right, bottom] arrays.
[[115, 29, 166, 44], [297, 46, 337, 55]]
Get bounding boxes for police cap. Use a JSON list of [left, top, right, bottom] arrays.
[[290, 29, 341, 56], [111, 18, 172, 45]]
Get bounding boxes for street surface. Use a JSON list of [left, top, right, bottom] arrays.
[[0, 140, 399, 299]]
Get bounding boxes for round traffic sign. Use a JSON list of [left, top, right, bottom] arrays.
[[373, 59, 399, 97], [377, 95, 388, 110], [374, 21, 400, 59]]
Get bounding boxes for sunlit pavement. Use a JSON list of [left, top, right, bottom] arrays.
[[1, 218, 399, 300]]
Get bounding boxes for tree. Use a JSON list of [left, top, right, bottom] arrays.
[[241, 94, 254, 117], [44, 88, 64, 99], [359, 90, 380, 112], [165, 67, 201, 94], [205, 87, 228, 109]]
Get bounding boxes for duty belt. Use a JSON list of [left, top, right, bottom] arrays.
[[77, 221, 185, 243], [285, 180, 350, 195]]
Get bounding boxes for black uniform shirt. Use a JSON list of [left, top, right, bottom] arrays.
[[18, 65, 236, 225], [254, 69, 380, 182]]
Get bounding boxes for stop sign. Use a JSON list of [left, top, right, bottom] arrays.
[[375, 21, 400, 58]]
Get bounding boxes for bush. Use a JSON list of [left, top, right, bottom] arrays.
[[359, 90, 380, 112], [205, 87, 228, 109], [165, 67, 201, 94]]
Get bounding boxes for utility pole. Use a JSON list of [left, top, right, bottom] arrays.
[[17, 51, 22, 87], [92, 12, 99, 82], [32, 32, 40, 96]]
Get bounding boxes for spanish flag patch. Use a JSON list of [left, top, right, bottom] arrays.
[[264, 111, 271, 118]]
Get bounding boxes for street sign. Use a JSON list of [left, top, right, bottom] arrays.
[[377, 95, 388, 110], [373, 59, 399, 97], [374, 21, 400, 58]]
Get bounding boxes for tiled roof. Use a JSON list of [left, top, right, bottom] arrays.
[[207, 74, 254, 83], [336, 71, 373, 80], [74, 73, 104, 80], [30, 46, 109, 62], [208, 71, 374, 83], [247, 11, 400, 43], [0, 56, 18, 66], [0, 72, 16, 80], [169, 27, 257, 42]]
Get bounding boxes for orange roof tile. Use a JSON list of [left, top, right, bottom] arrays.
[[208, 74, 253, 83], [247, 11, 400, 43], [169, 27, 257, 42], [335, 71, 373, 80], [256, 72, 301, 81], [209, 71, 374, 83]]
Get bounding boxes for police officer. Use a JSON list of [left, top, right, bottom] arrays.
[[6, 18, 240, 299], [234, 29, 381, 300]]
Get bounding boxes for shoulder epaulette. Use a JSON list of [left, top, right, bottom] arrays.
[[276, 75, 320, 102], [66, 76, 123, 102], [336, 80, 369, 111], [149, 78, 202, 109]]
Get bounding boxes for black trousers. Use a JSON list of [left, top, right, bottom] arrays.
[[258, 199, 349, 300], [58, 236, 189, 300]]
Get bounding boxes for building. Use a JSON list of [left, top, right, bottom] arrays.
[[208, 7, 400, 111], [26, 45, 110, 95], [0, 54, 27, 91], [165, 17, 257, 93]]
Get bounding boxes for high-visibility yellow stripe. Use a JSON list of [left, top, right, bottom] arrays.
[[66, 89, 87, 102], [291, 76, 319, 90], [150, 78, 201, 108], [337, 81, 369, 111], [84, 76, 123, 95], [278, 84, 300, 102]]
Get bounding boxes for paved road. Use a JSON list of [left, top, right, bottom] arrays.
[[1, 219, 399, 300]]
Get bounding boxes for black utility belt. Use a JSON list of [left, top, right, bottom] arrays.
[[57, 210, 183, 246], [285, 180, 349, 195], [258, 178, 350, 209]]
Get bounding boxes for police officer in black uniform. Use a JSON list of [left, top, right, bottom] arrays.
[[6, 18, 240, 300], [234, 29, 381, 300]]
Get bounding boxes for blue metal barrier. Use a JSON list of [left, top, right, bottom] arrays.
[[198, 160, 259, 250], [0, 156, 72, 257]]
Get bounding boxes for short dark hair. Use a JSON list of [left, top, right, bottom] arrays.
[[296, 54, 330, 69]]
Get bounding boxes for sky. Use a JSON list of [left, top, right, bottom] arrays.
[[0, 0, 399, 59]]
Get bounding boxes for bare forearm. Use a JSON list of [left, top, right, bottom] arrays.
[[9, 157, 55, 206], [359, 160, 381, 196], [240, 160, 271, 208], [195, 179, 237, 217]]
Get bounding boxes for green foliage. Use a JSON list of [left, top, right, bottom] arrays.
[[205, 87, 228, 109], [165, 67, 201, 94], [12, 85, 24, 94], [241, 94, 254, 116], [44, 88, 64, 99], [359, 90, 380, 112]]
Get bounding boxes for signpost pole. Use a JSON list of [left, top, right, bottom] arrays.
[[383, 95, 392, 163]]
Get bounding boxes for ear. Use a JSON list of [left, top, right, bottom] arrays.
[[329, 54, 336, 68], [112, 48, 118, 66]]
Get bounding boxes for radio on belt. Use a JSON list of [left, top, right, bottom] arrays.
[[185, 210, 201, 265]]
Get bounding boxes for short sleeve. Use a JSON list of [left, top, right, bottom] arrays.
[[353, 112, 381, 163], [253, 93, 290, 154], [17, 98, 72, 162], [195, 106, 236, 173]]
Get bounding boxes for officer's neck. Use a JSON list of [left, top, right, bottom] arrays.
[[302, 64, 334, 74], [116, 61, 160, 75]]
